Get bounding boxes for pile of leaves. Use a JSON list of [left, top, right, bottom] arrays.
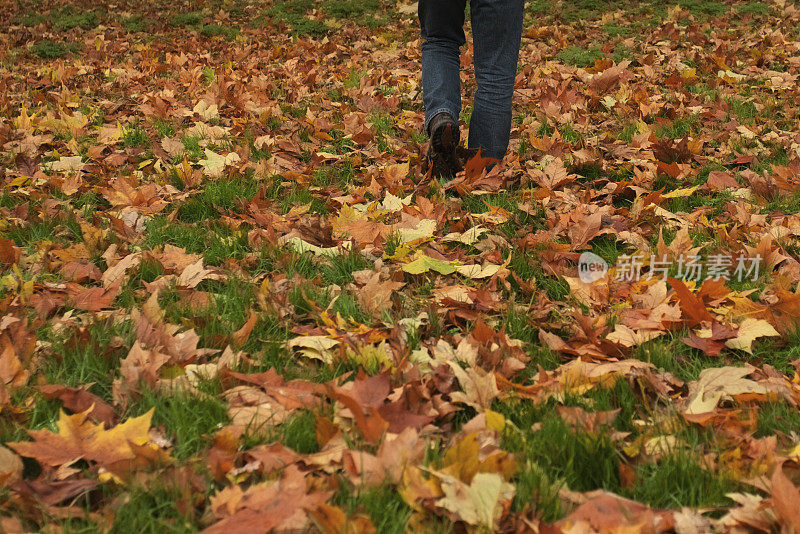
[[3, 0, 800, 531]]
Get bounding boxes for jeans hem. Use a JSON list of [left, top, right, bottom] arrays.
[[424, 107, 458, 134]]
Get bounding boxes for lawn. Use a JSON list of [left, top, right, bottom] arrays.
[[2, 0, 800, 532]]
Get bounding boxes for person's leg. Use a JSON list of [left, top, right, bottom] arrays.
[[419, 0, 467, 134], [469, 0, 525, 159]]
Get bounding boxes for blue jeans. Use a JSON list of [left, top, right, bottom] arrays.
[[419, 0, 524, 159]]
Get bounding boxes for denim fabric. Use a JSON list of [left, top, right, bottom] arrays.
[[419, 0, 524, 159]]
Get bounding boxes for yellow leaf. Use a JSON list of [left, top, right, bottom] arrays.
[[280, 235, 351, 257], [685, 367, 770, 415], [395, 219, 436, 243], [402, 254, 455, 275], [198, 149, 239, 177], [286, 335, 340, 363], [436, 472, 515, 529], [9, 408, 156, 469], [193, 100, 219, 120], [725, 319, 780, 354], [663, 185, 700, 198], [485, 410, 506, 432], [454, 263, 501, 279]]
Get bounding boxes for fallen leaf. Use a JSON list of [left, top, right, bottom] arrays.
[[8, 408, 156, 470], [724, 318, 780, 354], [436, 472, 515, 530], [0, 446, 22, 487], [402, 254, 456, 275]]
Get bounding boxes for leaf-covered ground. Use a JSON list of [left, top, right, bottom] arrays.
[[3, 0, 800, 531]]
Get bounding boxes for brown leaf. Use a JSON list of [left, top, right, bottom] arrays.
[[68, 282, 121, 312], [0, 446, 22, 487], [309, 503, 376, 534], [555, 491, 674, 532], [36, 384, 117, 427], [204, 465, 331, 534], [0, 238, 21, 267], [232, 310, 258, 348], [178, 258, 221, 288], [770, 464, 800, 530], [668, 277, 713, 327], [707, 170, 739, 190], [327, 385, 389, 445]]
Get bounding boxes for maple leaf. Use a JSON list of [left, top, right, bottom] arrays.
[[352, 270, 405, 318], [447, 362, 499, 411], [67, 282, 121, 312], [668, 277, 714, 327], [770, 465, 800, 530], [328, 385, 389, 444], [286, 335, 340, 364], [8, 408, 155, 469], [706, 170, 739, 190], [684, 366, 786, 415], [204, 465, 331, 533], [280, 235, 352, 257], [606, 323, 664, 347], [177, 258, 221, 288], [681, 321, 737, 356], [555, 491, 673, 532], [724, 318, 780, 354], [0, 338, 30, 390], [435, 472, 515, 530], [46, 155, 84, 173], [101, 252, 142, 288], [198, 149, 240, 177], [402, 254, 455, 275]]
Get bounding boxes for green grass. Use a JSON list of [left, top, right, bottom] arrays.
[[153, 119, 175, 138], [122, 15, 148, 32], [122, 123, 149, 148], [111, 483, 199, 533], [655, 114, 700, 139], [264, 0, 328, 36], [14, 13, 47, 26], [756, 402, 800, 438], [323, 0, 383, 25], [30, 40, 80, 59], [199, 24, 239, 40], [508, 251, 570, 301], [176, 175, 258, 222], [736, 2, 771, 17], [180, 135, 206, 160], [170, 12, 204, 27], [333, 484, 413, 533], [40, 319, 134, 402], [126, 388, 229, 460], [677, 0, 728, 17], [634, 334, 729, 382], [557, 45, 604, 68], [279, 410, 320, 453], [501, 408, 623, 493], [50, 8, 101, 31], [631, 454, 734, 508]]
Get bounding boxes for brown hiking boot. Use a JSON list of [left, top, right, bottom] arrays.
[[424, 112, 460, 177]]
